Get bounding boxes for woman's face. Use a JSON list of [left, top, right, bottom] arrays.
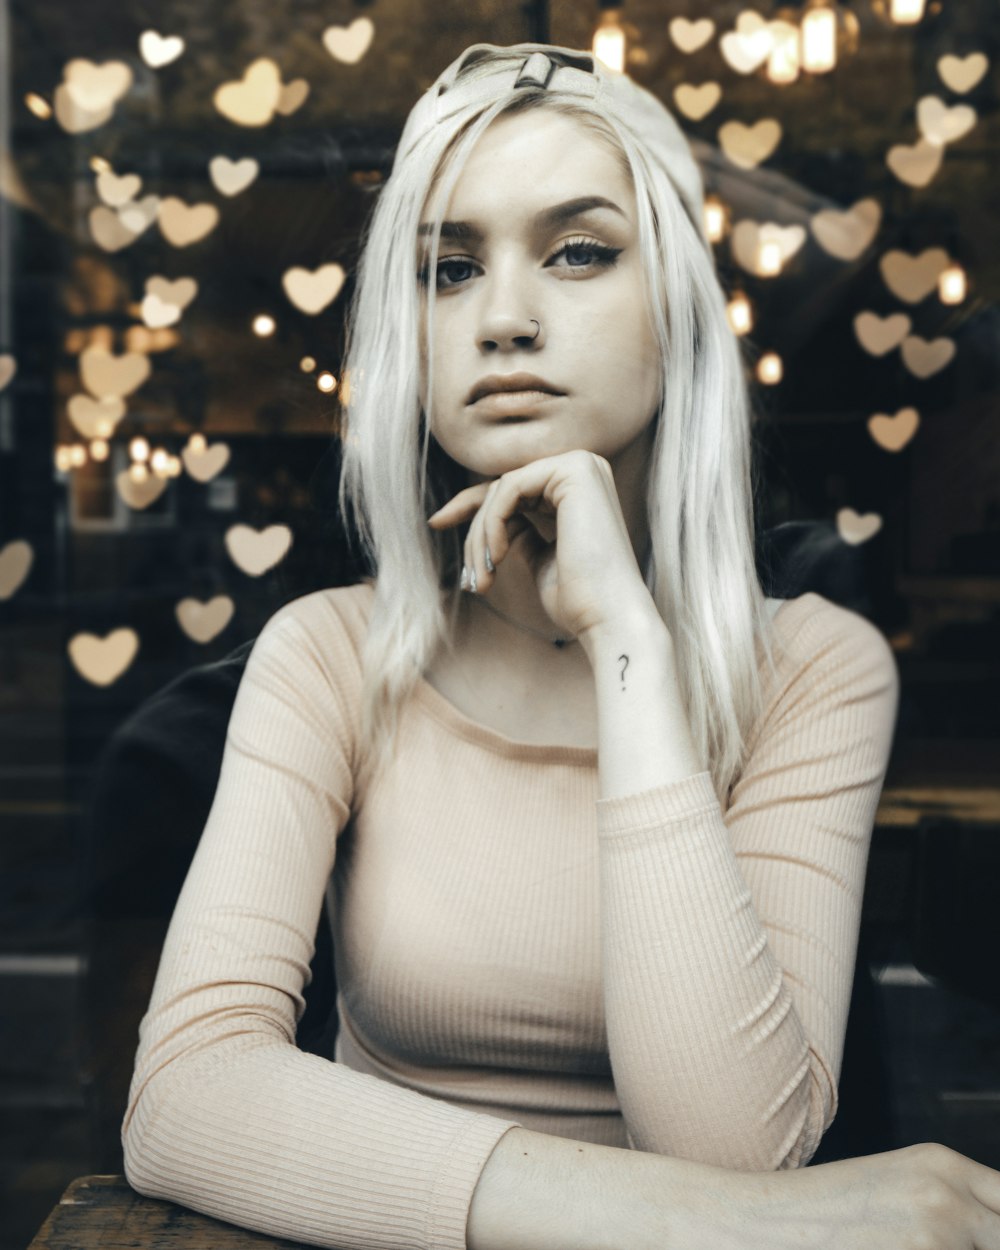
[[419, 108, 662, 486]]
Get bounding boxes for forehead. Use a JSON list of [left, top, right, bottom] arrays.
[[426, 108, 635, 223]]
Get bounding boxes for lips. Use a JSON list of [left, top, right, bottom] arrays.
[[466, 372, 565, 405]]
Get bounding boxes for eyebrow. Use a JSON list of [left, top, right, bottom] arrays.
[[416, 195, 627, 241]]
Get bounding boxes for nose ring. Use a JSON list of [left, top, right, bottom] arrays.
[[529, 319, 540, 341]]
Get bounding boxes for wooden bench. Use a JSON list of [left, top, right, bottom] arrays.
[[28, 1175, 316, 1250]]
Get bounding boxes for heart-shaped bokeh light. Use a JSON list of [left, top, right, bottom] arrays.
[[225, 524, 293, 576], [68, 628, 140, 686], [868, 408, 920, 452], [322, 18, 375, 64]]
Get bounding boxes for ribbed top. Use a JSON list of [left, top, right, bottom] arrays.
[[122, 582, 900, 1249]]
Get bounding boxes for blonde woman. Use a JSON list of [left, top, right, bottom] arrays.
[[123, 43, 1000, 1250]]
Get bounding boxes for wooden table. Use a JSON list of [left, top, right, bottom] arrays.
[[28, 1175, 316, 1250]]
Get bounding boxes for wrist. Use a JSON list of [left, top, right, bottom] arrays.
[[579, 595, 669, 663], [467, 1126, 717, 1250]]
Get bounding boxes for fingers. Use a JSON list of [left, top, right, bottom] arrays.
[[428, 466, 555, 595], [465, 493, 532, 595], [426, 481, 492, 528]]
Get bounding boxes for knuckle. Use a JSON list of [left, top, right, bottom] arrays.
[[578, 449, 606, 472], [911, 1141, 960, 1171], [912, 1177, 959, 1222]]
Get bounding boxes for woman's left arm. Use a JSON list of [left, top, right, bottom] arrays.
[[584, 599, 900, 1172], [430, 451, 900, 1173]]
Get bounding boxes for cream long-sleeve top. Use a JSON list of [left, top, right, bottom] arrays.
[[122, 581, 900, 1250]]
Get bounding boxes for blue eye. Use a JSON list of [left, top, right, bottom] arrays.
[[436, 258, 477, 288], [417, 257, 479, 290], [553, 240, 622, 270]]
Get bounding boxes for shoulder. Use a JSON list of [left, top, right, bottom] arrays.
[[766, 591, 900, 705], [746, 591, 900, 768], [245, 581, 376, 703], [258, 580, 375, 656]]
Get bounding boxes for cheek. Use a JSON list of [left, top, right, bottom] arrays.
[[578, 294, 659, 390]]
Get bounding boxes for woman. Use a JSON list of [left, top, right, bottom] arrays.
[[123, 43, 1000, 1250]]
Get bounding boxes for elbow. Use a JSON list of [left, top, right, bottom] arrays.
[[122, 1134, 154, 1198], [629, 1053, 835, 1172], [122, 1109, 160, 1200], [121, 1081, 169, 1201], [772, 1058, 837, 1171]]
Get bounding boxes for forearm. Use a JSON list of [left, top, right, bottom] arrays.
[[596, 797, 827, 1169], [581, 604, 703, 801], [580, 605, 828, 1168], [126, 1029, 519, 1250], [467, 1124, 715, 1250]]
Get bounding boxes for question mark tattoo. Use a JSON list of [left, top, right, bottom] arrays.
[[618, 654, 629, 690]]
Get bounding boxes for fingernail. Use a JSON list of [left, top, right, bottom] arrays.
[[460, 564, 469, 590], [484, 545, 494, 574], [469, 567, 478, 594]]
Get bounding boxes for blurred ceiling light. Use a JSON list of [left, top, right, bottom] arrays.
[[69, 444, 88, 467], [128, 462, 149, 482], [802, 2, 861, 65], [151, 448, 170, 475], [252, 313, 276, 337], [317, 371, 338, 393], [167, 456, 183, 477], [938, 261, 967, 304], [726, 292, 754, 336], [767, 19, 800, 84], [24, 93, 52, 119], [757, 239, 784, 276], [593, 4, 626, 73], [130, 437, 150, 462], [704, 196, 729, 243], [187, 433, 207, 454], [55, 446, 73, 472], [757, 351, 784, 384], [89, 438, 110, 461], [300, 355, 317, 372], [89, 155, 111, 173], [801, 2, 837, 72], [890, 0, 926, 21]]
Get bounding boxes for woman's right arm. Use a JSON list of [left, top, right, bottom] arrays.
[[122, 594, 521, 1250]]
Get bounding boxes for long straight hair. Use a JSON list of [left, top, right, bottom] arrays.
[[338, 58, 783, 803]]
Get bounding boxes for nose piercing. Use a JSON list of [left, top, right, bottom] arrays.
[[529, 319, 540, 341]]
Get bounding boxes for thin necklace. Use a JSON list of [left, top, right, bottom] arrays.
[[471, 593, 579, 649]]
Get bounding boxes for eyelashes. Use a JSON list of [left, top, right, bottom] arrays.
[[417, 237, 624, 290]]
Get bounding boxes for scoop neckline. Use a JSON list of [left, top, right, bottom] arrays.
[[349, 582, 793, 764], [412, 672, 600, 764]]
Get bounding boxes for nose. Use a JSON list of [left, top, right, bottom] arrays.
[[476, 270, 543, 352]]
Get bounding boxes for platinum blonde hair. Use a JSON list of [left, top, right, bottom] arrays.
[[338, 53, 784, 803]]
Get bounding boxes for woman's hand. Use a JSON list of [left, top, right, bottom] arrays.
[[672, 1142, 1000, 1250], [426, 450, 655, 645]]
